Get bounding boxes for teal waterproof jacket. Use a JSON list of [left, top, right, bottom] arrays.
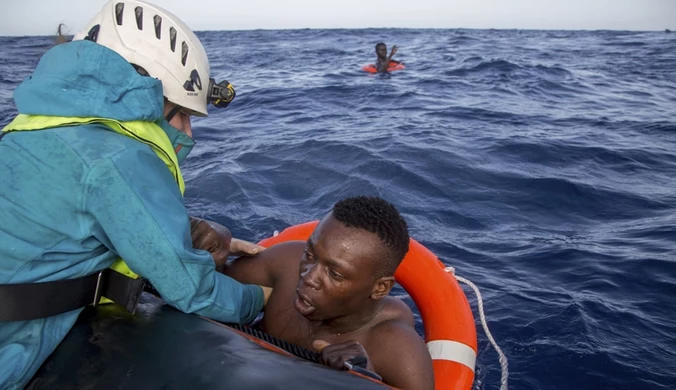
[[0, 40, 264, 389]]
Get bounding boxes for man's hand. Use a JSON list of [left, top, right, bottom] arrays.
[[390, 45, 398, 57], [189, 217, 265, 268], [230, 237, 264, 257], [190, 217, 232, 267], [312, 340, 375, 372]]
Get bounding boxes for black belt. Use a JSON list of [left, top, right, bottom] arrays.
[[0, 269, 147, 322]]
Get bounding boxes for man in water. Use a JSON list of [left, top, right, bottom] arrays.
[[223, 196, 434, 390], [375, 42, 399, 73]]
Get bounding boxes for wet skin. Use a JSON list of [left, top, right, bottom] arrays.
[[223, 213, 434, 390]]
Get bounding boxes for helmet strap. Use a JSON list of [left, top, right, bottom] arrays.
[[165, 105, 181, 123]]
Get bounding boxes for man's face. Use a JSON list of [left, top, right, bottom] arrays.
[[295, 213, 384, 321], [376, 45, 387, 59]]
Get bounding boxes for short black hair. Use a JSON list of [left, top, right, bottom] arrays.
[[375, 42, 386, 50], [332, 196, 409, 276]]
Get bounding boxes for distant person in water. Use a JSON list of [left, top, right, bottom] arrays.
[[223, 196, 434, 390], [375, 42, 399, 73]]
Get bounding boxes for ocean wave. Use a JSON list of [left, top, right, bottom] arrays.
[[3, 28, 676, 390]]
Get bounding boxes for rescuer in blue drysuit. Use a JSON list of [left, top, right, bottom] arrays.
[[0, 1, 270, 388]]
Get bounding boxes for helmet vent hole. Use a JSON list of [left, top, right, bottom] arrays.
[[170, 27, 177, 52], [115, 3, 124, 25], [132, 64, 150, 77], [154, 15, 162, 39], [85, 24, 100, 42], [181, 41, 189, 66], [135, 6, 143, 30]]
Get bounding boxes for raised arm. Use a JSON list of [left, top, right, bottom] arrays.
[[377, 45, 399, 73]]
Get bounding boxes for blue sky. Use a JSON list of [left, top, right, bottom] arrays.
[[1, 0, 674, 36]]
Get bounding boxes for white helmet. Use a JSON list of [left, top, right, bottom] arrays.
[[73, 0, 235, 117]]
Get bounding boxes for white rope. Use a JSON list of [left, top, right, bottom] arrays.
[[445, 267, 509, 390]]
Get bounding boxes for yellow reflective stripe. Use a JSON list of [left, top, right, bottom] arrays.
[[3, 115, 185, 194]]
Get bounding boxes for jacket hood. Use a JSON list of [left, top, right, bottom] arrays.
[[13, 40, 164, 122]]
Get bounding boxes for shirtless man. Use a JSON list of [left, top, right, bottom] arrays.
[[375, 42, 399, 73], [223, 196, 434, 390]]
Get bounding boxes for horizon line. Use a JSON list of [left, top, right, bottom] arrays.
[[1, 25, 672, 38]]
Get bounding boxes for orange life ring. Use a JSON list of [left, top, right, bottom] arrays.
[[362, 61, 406, 73], [258, 221, 477, 390]]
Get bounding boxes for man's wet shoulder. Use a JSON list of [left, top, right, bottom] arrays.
[[374, 297, 416, 328], [263, 241, 306, 265]]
